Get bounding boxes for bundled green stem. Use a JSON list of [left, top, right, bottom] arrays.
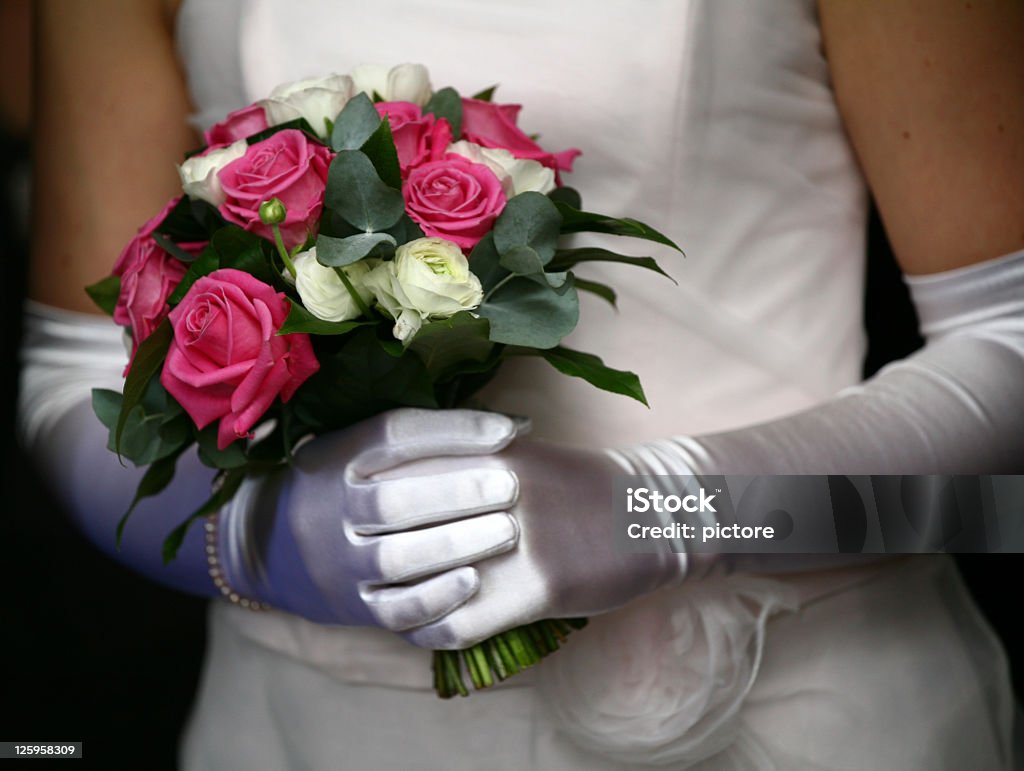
[[432, 618, 588, 698]]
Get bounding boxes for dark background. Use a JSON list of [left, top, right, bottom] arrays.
[[1, 2, 1019, 767]]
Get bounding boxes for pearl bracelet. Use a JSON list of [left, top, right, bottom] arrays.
[[205, 511, 271, 612]]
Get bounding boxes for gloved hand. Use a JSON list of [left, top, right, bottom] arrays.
[[220, 408, 525, 628], [358, 431, 685, 649], [223, 407, 685, 646]]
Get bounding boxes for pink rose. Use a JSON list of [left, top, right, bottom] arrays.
[[160, 269, 319, 449], [375, 101, 452, 177], [217, 129, 332, 250], [204, 104, 269, 147], [403, 156, 507, 249], [113, 197, 202, 360], [461, 98, 581, 175]]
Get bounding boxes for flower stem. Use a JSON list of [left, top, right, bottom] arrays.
[[332, 267, 374, 318], [271, 224, 298, 279]]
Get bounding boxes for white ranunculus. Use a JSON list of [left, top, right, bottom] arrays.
[[177, 140, 248, 207], [362, 237, 483, 343], [260, 74, 355, 138], [293, 248, 374, 322], [447, 140, 556, 196], [351, 63, 432, 106]]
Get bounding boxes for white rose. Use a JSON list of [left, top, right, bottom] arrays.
[[363, 237, 483, 343], [351, 63, 432, 106], [293, 248, 374, 322], [260, 74, 355, 138], [447, 140, 556, 196], [177, 140, 248, 207]]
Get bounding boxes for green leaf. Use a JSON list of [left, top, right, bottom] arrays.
[[85, 275, 121, 316], [547, 247, 676, 283], [325, 150, 405, 232], [470, 85, 498, 102], [468, 232, 508, 292], [478, 276, 579, 349], [168, 247, 219, 305], [210, 227, 277, 286], [155, 197, 224, 242], [493, 192, 562, 265], [423, 86, 463, 138], [554, 201, 683, 252], [277, 299, 376, 335], [406, 312, 494, 380], [330, 92, 381, 151], [115, 444, 191, 549], [151, 232, 200, 264], [383, 214, 425, 245], [547, 186, 582, 210], [115, 319, 173, 459], [196, 425, 249, 469], [538, 346, 647, 405], [359, 118, 403, 190], [245, 117, 319, 145], [316, 232, 396, 267], [574, 277, 617, 307], [100, 363, 189, 466], [162, 468, 247, 564], [498, 245, 569, 291]]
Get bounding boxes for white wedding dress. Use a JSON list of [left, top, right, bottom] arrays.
[[175, 1, 1015, 768]]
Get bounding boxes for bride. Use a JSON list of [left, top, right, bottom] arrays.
[[22, 0, 1022, 767]]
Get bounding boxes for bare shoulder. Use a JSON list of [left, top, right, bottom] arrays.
[[818, 0, 1024, 274]]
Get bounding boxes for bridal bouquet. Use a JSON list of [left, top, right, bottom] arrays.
[[86, 63, 678, 698]]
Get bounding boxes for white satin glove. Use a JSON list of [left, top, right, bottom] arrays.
[[358, 436, 685, 649], [222, 408, 525, 627], [227, 409, 683, 642]]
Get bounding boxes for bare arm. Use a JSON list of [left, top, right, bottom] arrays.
[[818, 0, 1024, 275], [32, 0, 194, 312]]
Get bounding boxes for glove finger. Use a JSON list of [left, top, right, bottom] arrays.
[[367, 511, 518, 584], [351, 408, 518, 477], [348, 468, 519, 534], [361, 566, 479, 632]]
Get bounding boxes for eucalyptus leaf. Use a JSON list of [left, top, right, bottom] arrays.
[[115, 319, 173, 459], [278, 299, 376, 335], [383, 214, 425, 245], [493, 192, 562, 264], [538, 346, 647, 405], [554, 202, 682, 252], [423, 87, 463, 138], [325, 150, 405, 232], [359, 118, 402, 190], [85, 275, 121, 316], [316, 232, 396, 267], [406, 312, 493, 380], [547, 186, 582, 210], [92, 388, 123, 431], [330, 92, 381, 151], [498, 245, 569, 291], [196, 425, 249, 469], [547, 247, 676, 283], [468, 232, 508, 292], [478, 276, 579, 349], [574, 277, 618, 307]]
